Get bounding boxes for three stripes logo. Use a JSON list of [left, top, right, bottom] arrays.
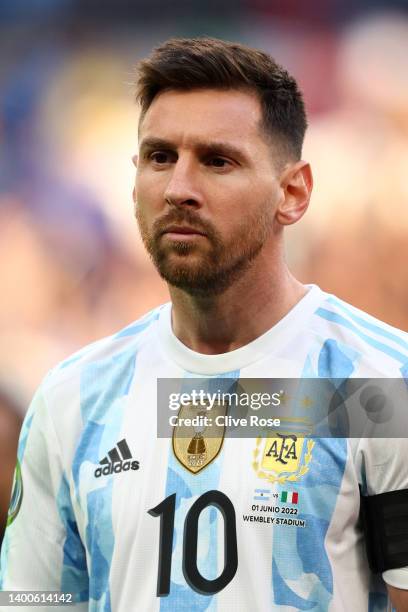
[[94, 439, 140, 478]]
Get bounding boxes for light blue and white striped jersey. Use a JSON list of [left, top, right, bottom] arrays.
[[1, 285, 408, 611]]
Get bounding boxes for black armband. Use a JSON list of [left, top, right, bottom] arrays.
[[360, 487, 408, 573]]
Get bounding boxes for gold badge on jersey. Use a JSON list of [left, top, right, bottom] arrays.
[[252, 419, 314, 484], [172, 401, 227, 474]]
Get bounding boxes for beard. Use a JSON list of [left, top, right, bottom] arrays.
[[136, 205, 272, 296]]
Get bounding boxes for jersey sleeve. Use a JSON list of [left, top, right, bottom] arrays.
[[352, 437, 408, 589], [0, 382, 88, 611]]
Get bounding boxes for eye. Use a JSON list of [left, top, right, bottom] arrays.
[[207, 157, 230, 168], [150, 151, 173, 164]]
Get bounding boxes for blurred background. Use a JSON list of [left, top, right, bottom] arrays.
[[1, 0, 408, 539]]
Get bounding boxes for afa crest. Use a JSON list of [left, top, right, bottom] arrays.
[[253, 430, 314, 484]]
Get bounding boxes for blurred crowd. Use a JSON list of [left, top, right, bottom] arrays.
[[1, 3, 408, 540]]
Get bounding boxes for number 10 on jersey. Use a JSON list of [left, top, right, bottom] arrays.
[[148, 490, 238, 596]]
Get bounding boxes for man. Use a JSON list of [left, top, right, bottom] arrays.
[[1, 37, 408, 611]]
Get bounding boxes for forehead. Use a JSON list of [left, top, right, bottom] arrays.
[[139, 88, 264, 147]]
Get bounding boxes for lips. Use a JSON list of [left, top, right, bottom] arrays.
[[162, 225, 206, 236]]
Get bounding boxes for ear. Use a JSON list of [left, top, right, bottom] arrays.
[[132, 154, 138, 168], [276, 161, 313, 226]]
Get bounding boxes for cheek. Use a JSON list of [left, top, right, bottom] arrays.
[[213, 176, 269, 210], [223, 190, 274, 238], [134, 184, 159, 231], [135, 170, 163, 208]]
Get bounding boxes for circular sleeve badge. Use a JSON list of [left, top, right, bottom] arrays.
[[6, 460, 23, 526]]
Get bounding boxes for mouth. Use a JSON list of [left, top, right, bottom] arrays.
[[161, 225, 207, 240]]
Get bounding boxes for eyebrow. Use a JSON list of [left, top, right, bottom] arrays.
[[138, 137, 247, 162]]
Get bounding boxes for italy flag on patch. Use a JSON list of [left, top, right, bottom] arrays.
[[281, 491, 298, 504]]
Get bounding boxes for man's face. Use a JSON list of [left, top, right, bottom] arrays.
[[135, 88, 283, 295]]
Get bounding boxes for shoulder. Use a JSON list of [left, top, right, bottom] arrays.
[[21, 305, 167, 461], [42, 304, 167, 395], [309, 290, 408, 376]]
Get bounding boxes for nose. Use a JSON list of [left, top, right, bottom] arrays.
[[163, 157, 203, 209]]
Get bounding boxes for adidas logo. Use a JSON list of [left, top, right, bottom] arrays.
[[94, 439, 140, 478]]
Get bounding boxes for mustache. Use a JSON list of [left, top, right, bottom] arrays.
[[152, 211, 216, 239]]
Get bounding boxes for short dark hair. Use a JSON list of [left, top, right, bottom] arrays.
[[135, 37, 307, 160]]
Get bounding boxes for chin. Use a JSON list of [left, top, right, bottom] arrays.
[[159, 264, 239, 296], [160, 264, 208, 286], [158, 251, 209, 275]]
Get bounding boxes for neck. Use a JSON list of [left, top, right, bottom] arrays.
[[169, 252, 307, 355]]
